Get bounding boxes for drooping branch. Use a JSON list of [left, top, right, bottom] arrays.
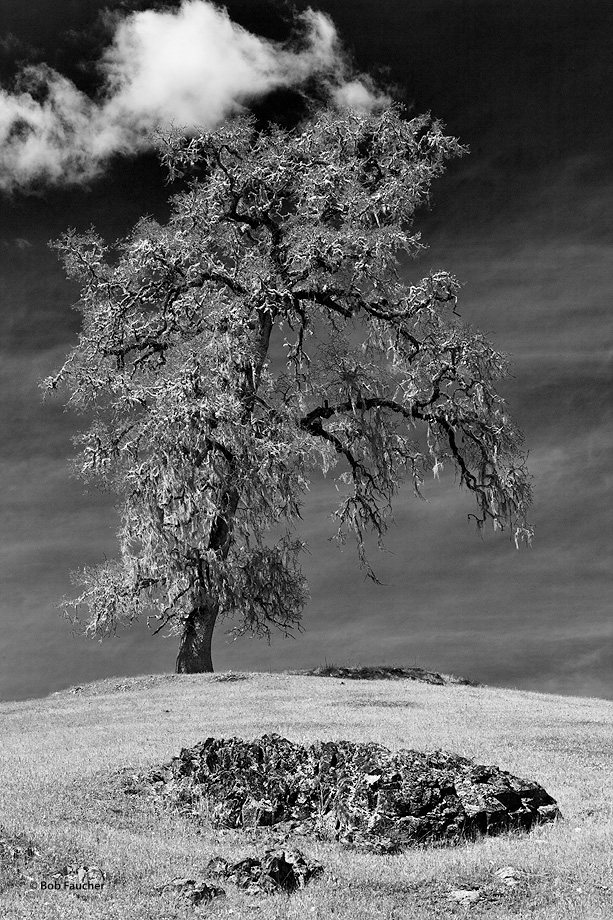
[[299, 390, 530, 541]]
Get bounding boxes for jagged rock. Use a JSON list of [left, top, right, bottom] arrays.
[[141, 734, 561, 853], [161, 877, 226, 906], [204, 848, 324, 893], [157, 848, 322, 904]]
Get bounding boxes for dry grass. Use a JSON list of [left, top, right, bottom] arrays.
[[1, 669, 612, 918]]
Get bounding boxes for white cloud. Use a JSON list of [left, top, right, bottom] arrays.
[[99, 3, 337, 139], [332, 78, 391, 112], [0, 1, 389, 193], [0, 65, 101, 189]]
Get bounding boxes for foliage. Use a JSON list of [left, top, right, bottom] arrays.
[[44, 104, 532, 649]]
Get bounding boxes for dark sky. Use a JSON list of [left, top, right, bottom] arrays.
[[1, 0, 611, 701]]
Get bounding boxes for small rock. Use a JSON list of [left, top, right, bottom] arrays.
[[164, 877, 226, 905], [494, 865, 523, 886], [450, 888, 481, 903], [203, 856, 229, 877]]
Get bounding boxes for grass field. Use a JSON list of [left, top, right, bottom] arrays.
[[1, 669, 611, 918]]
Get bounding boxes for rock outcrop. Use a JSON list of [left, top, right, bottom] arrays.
[[139, 734, 561, 853], [285, 664, 481, 685]]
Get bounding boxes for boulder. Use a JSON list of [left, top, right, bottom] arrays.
[[142, 734, 561, 853], [204, 848, 324, 893]]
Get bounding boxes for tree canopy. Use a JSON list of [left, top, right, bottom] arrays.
[[45, 104, 532, 672]]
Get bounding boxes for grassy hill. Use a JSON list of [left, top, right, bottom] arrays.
[[1, 670, 611, 918]]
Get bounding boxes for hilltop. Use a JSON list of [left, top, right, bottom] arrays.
[[1, 670, 612, 918]]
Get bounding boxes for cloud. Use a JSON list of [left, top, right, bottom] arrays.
[[331, 76, 391, 113], [0, 236, 31, 250], [0, 1, 389, 193]]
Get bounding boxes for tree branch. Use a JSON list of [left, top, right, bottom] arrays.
[[291, 289, 355, 318]]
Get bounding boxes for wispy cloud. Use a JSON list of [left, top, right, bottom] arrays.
[[0, 1, 389, 193], [0, 236, 31, 250]]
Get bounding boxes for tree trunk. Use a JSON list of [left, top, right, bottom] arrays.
[[175, 602, 218, 673], [173, 312, 272, 674]]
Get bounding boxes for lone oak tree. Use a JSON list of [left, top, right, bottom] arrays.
[[46, 105, 532, 673]]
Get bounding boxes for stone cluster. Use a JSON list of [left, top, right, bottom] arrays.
[[141, 733, 561, 853], [158, 848, 323, 905]]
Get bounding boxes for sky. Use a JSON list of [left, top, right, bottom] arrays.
[[1, 0, 611, 701]]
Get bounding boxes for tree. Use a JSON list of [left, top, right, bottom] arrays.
[[45, 105, 532, 673]]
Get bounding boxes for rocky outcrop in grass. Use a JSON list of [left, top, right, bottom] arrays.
[[285, 664, 482, 685], [139, 734, 561, 854]]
